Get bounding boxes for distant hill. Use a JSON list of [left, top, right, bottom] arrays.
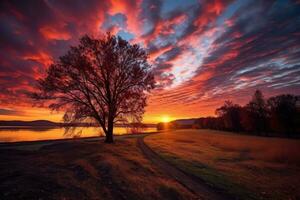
[[172, 118, 197, 125], [0, 120, 59, 127], [0, 120, 157, 127]]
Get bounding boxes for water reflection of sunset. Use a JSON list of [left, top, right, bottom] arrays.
[[0, 127, 156, 143]]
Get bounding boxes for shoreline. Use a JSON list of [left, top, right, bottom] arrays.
[[0, 131, 159, 147]]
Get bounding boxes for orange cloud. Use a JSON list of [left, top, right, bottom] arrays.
[[40, 26, 71, 40], [22, 52, 53, 67]]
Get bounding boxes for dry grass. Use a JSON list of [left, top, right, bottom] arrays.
[[145, 129, 300, 200], [0, 138, 196, 200]]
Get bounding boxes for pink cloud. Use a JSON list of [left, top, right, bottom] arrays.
[[39, 26, 71, 40]]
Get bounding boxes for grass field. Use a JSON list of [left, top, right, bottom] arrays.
[[0, 137, 196, 200], [145, 129, 300, 200]]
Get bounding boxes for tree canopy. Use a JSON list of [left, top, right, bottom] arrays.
[[32, 33, 155, 143]]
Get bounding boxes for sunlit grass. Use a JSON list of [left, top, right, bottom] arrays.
[[145, 129, 300, 200]]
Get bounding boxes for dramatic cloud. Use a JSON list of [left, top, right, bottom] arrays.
[[0, 0, 299, 122], [0, 108, 23, 116]]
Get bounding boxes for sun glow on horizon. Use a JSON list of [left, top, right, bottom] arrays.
[[161, 115, 171, 123]]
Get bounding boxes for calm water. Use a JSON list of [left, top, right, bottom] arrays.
[[0, 126, 157, 143]]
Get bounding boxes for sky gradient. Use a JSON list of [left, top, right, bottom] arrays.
[[0, 0, 300, 122]]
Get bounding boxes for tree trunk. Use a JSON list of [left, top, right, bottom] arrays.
[[105, 119, 114, 143]]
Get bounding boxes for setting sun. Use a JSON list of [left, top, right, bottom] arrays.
[[161, 115, 171, 123]]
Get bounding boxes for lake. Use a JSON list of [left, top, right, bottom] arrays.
[[0, 126, 157, 143]]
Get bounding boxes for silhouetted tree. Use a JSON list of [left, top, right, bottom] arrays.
[[243, 90, 268, 135], [216, 101, 242, 131], [267, 94, 299, 136], [32, 33, 155, 143]]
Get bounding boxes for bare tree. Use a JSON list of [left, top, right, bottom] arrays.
[[32, 33, 155, 143]]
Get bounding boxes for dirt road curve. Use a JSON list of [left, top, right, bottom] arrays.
[[137, 136, 229, 200]]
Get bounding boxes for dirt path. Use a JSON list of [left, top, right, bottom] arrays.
[[137, 136, 229, 200]]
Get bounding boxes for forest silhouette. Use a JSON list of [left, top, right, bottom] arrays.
[[158, 90, 300, 138]]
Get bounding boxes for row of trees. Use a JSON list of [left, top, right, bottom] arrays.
[[196, 90, 300, 137]]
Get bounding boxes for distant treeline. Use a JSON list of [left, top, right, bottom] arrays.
[[0, 120, 96, 127], [158, 90, 300, 138], [0, 120, 156, 128]]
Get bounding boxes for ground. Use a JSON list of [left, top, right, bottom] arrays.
[[1, 130, 300, 200], [145, 129, 300, 200], [0, 135, 196, 200]]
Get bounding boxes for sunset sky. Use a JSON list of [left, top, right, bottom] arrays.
[[0, 0, 300, 123]]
